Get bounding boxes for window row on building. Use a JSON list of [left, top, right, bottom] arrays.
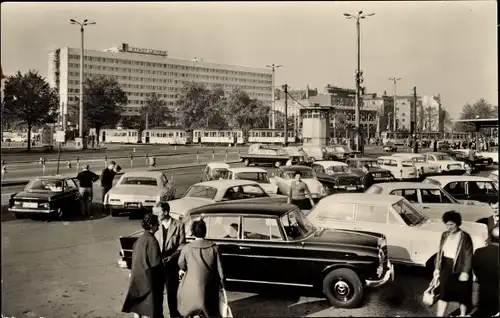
[[67, 54, 271, 79]]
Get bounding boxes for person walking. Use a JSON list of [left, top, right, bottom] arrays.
[[154, 202, 186, 318], [76, 165, 99, 217], [122, 213, 164, 318], [287, 171, 315, 211], [433, 211, 474, 317], [177, 219, 225, 318], [101, 161, 118, 214], [362, 164, 375, 190]]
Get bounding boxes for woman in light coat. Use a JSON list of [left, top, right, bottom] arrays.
[[177, 219, 225, 317]]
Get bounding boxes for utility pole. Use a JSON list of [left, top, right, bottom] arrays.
[[145, 112, 149, 130], [388, 77, 402, 131], [283, 84, 288, 147], [435, 94, 442, 133], [266, 64, 282, 129], [412, 86, 418, 153]]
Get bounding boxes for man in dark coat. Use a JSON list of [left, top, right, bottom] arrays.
[[101, 161, 119, 214], [362, 164, 374, 190], [154, 202, 186, 318], [487, 202, 499, 242]]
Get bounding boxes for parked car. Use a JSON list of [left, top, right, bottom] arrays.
[[201, 162, 230, 182], [307, 193, 488, 269], [423, 175, 499, 205], [382, 142, 397, 152], [488, 170, 498, 186], [324, 145, 353, 161], [225, 167, 278, 194], [391, 153, 438, 177], [8, 176, 81, 219], [269, 165, 327, 199], [166, 179, 287, 219], [365, 182, 493, 224], [422, 152, 467, 175], [118, 202, 394, 308], [346, 158, 394, 183], [476, 151, 498, 165], [104, 170, 176, 217], [439, 150, 481, 172], [453, 149, 493, 170], [311, 161, 363, 193], [377, 156, 418, 180]]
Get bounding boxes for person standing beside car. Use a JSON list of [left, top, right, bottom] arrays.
[[101, 161, 118, 213], [362, 164, 374, 190], [76, 165, 99, 217], [287, 171, 315, 210]]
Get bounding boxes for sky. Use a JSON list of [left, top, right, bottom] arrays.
[[1, 1, 497, 119]]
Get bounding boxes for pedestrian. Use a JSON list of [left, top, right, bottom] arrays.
[[76, 165, 99, 217], [153, 201, 186, 318], [122, 213, 164, 318], [287, 171, 315, 210], [1, 163, 6, 179], [177, 219, 225, 318], [433, 211, 474, 317], [487, 202, 499, 242], [101, 161, 118, 214], [433, 139, 438, 152], [471, 225, 499, 317], [362, 164, 375, 190]]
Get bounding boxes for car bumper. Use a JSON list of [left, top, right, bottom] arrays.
[[8, 208, 58, 214], [105, 204, 154, 213], [365, 261, 394, 288]]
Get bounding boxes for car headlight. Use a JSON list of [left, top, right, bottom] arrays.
[[39, 203, 49, 208]]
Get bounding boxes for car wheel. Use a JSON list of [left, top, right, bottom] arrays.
[[323, 268, 363, 308], [110, 208, 119, 217], [244, 159, 250, 166], [274, 161, 281, 168], [56, 208, 64, 220], [14, 213, 25, 219]]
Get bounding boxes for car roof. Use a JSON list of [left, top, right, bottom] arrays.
[[370, 182, 440, 191], [314, 161, 347, 167], [378, 156, 404, 160], [424, 152, 447, 156], [392, 153, 424, 157], [206, 162, 230, 169], [121, 170, 163, 178], [280, 165, 312, 171], [195, 179, 259, 188], [187, 202, 296, 217], [347, 157, 376, 161], [320, 193, 402, 205], [426, 175, 493, 183], [34, 175, 68, 181], [227, 167, 267, 173]]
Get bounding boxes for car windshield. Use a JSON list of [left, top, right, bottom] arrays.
[[211, 168, 229, 179], [120, 177, 158, 186], [411, 156, 426, 163], [326, 165, 349, 173], [333, 147, 346, 152], [234, 172, 269, 183], [436, 154, 453, 161], [25, 178, 64, 192], [284, 170, 315, 179], [280, 208, 315, 241], [184, 185, 218, 200], [392, 199, 428, 226], [360, 160, 380, 168]]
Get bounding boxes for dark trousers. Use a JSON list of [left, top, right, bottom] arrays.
[[101, 186, 112, 213], [164, 263, 180, 317]]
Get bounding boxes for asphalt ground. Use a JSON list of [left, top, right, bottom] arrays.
[[2, 162, 492, 317]]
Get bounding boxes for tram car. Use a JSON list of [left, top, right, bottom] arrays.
[[248, 128, 295, 144], [193, 129, 244, 145], [142, 128, 192, 145], [99, 129, 141, 144]]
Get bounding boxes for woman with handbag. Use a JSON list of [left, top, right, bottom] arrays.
[[177, 219, 227, 318], [433, 211, 474, 317]]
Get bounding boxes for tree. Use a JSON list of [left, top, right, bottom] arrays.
[[141, 92, 173, 128], [454, 99, 497, 132], [226, 89, 269, 140], [439, 107, 453, 132], [68, 76, 127, 136], [119, 116, 144, 130], [275, 111, 294, 130], [2, 71, 59, 150]]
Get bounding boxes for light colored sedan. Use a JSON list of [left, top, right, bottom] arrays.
[[307, 193, 488, 268], [166, 179, 287, 219], [105, 170, 176, 217], [365, 182, 493, 223], [269, 165, 327, 199], [391, 153, 437, 176], [225, 167, 278, 194], [422, 152, 466, 175]]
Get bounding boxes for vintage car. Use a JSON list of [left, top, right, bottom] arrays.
[[391, 153, 438, 177], [382, 142, 398, 152], [225, 167, 278, 194], [311, 161, 363, 193], [453, 149, 493, 170], [307, 193, 488, 268], [8, 175, 81, 219], [166, 179, 287, 219], [422, 152, 467, 175], [439, 150, 482, 172], [346, 158, 394, 183], [104, 170, 176, 217], [201, 162, 230, 182], [324, 145, 354, 161], [488, 170, 498, 186], [423, 175, 499, 205], [365, 182, 493, 224], [269, 165, 327, 199], [118, 202, 394, 308], [377, 156, 418, 180], [240, 144, 311, 168], [477, 150, 498, 165]]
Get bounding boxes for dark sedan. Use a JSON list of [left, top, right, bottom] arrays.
[[346, 158, 394, 183], [311, 161, 363, 193], [118, 202, 394, 309], [8, 176, 81, 219]]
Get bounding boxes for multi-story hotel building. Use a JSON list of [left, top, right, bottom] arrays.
[[47, 43, 273, 119]]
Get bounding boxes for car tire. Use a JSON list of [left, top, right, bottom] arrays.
[[323, 268, 363, 309], [244, 159, 250, 166], [14, 213, 25, 219], [274, 161, 281, 168], [110, 209, 119, 217], [56, 208, 64, 220]]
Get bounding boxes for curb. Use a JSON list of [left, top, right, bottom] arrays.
[[0, 160, 242, 187]]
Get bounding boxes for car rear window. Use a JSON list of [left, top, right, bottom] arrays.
[[365, 185, 383, 194], [120, 177, 158, 186]]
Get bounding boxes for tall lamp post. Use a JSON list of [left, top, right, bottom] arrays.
[[70, 18, 96, 149], [265, 64, 282, 129], [388, 77, 402, 131], [343, 11, 374, 153]]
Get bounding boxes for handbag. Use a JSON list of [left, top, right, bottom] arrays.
[[219, 287, 233, 318], [422, 275, 440, 307]]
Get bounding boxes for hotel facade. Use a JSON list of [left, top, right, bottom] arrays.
[[48, 43, 273, 118]]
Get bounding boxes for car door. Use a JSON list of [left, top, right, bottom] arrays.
[[418, 188, 457, 220], [443, 181, 467, 201], [467, 181, 499, 204], [66, 178, 81, 207], [390, 188, 420, 207]]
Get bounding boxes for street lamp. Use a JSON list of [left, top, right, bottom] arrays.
[[265, 64, 282, 129], [344, 11, 374, 153], [388, 77, 402, 131], [70, 18, 96, 149]]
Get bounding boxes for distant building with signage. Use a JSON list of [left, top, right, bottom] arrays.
[[48, 43, 272, 120]]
